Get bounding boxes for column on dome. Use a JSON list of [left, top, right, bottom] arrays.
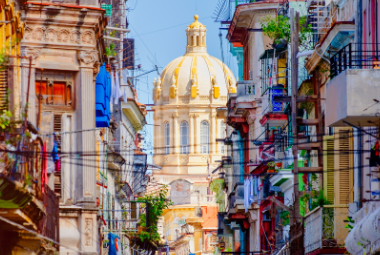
[[155, 116, 161, 156], [189, 114, 194, 154], [172, 113, 179, 154], [211, 113, 216, 154], [215, 116, 219, 154], [186, 29, 191, 47], [194, 114, 200, 154]]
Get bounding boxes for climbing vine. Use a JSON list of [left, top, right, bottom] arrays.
[[137, 185, 173, 243]]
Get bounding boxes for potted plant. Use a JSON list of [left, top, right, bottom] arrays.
[[267, 162, 276, 173]]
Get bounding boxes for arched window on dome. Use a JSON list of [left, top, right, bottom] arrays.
[[180, 121, 189, 154], [200, 121, 209, 154], [164, 122, 170, 155], [220, 121, 226, 154]]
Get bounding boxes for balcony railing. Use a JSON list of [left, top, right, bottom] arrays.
[[304, 207, 335, 254], [330, 43, 380, 78], [190, 195, 216, 205], [222, 252, 262, 255]]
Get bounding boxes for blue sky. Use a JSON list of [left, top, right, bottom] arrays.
[[126, 0, 238, 162]]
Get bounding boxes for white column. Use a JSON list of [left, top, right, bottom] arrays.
[[194, 114, 200, 154], [211, 113, 216, 154], [215, 118, 219, 154], [20, 59, 36, 126], [189, 114, 194, 154], [173, 113, 179, 154], [75, 67, 96, 205]]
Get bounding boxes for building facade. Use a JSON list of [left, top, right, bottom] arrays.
[[152, 16, 236, 255]]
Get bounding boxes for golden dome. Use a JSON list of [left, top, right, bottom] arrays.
[[188, 15, 205, 29], [152, 15, 236, 104]]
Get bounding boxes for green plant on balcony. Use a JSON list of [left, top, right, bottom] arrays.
[[260, 14, 313, 51], [267, 161, 276, 173], [137, 185, 173, 243], [106, 43, 117, 57]]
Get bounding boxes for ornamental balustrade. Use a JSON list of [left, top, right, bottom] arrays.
[[304, 206, 335, 254]]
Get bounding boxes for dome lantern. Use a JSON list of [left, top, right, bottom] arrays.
[[186, 15, 207, 54], [152, 15, 236, 102]]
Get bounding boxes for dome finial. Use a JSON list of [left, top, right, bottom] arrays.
[[194, 15, 199, 21]]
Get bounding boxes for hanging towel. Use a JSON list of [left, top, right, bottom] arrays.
[[244, 177, 249, 212], [51, 137, 61, 172], [111, 71, 116, 103], [108, 232, 120, 255], [41, 141, 48, 193], [249, 175, 254, 205], [122, 69, 129, 84], [123, 88, 128, 103], [114, 73, 121, 104], [258, 177, 262, 205]]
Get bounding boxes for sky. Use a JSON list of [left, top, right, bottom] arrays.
[[125, 0, 238, 163]]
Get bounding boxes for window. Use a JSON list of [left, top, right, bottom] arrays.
[[180, 121, 189, 154], [164, 122, 170, 155], [220, 121, 226, 154], [35, 79, 72, 106], [200, 121, 209, 154]]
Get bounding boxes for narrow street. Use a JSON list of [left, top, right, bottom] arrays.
[[0, 0, 379, 254]]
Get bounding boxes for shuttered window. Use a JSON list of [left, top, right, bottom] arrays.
[[334, 128, 353, 205], [323, 128, 354, 205], [0, 69, 8, 111], [323, 135, 335, 204]]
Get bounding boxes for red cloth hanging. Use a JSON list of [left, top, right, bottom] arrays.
[[41, 141, 48, 193]]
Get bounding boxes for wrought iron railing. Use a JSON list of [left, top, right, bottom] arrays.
[[304, 207, 335, 253], [330, 43, 380, 78]]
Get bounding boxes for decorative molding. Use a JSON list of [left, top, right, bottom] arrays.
[[33, 27, 45, 41], [70, 30, 81, 44], [84, 218, 93, 246], [45, 28, 58, 42], [77, 50, 97, 65], [24, 26, 33, 40], [81, 30, 95, 44], [246, 209, 257, 223], [58, 29, 70, 43], [21, 47, 41, 60], [23, 26, 95, 45]]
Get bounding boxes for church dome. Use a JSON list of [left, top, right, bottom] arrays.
[[153, 15, 236, 104]]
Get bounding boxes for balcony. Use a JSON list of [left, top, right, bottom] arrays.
[[304, 206, 346, 254], [234, 81, 256, 115], [260, 86, 287, 127], [190, 195, 216, 205], [327, 43, 380, 126]]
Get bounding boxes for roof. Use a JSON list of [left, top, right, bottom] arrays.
[[26, 1, 106, 11], [227, 0, 282, 43]]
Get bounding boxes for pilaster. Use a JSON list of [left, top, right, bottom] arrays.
[[20, 47, 40, 126], [189, 114, 194, 154], [75, 50, 97, 206], [172, 112, 179, 154], [194, 114, 200, 154], [211, 113, 216, 154]]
